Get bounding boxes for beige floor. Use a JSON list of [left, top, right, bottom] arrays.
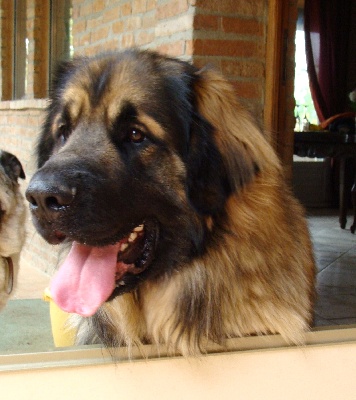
[[13, 261, 50, 300]]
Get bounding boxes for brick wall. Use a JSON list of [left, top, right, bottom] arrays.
[[72, 0, 195, 58], [192, 0, 268, 120], [71, 0, 269, 120]]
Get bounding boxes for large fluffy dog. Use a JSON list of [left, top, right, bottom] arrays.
[[0, 150, 26, 311], [26, 50, 315, 355]]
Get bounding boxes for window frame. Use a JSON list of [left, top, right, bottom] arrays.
[[1, 0, 27, 100], [1, 0, 72, 100]]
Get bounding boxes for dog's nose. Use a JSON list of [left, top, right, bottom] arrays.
[[26, 178, 76, 218]]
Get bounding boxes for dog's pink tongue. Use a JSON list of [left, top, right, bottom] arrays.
[[50, 241, 120, 317]]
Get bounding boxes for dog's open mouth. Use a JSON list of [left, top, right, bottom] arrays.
[[50, 219, 158, 317]]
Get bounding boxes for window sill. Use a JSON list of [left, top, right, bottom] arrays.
[[0, 98, 48, 110], [1, 325, 355, 372], [0, 326, 355, 399]]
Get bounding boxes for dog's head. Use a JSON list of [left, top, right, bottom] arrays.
[[0, 150, 26, 254], [0, 150, 26, 309], [26, 50, 274, 317]]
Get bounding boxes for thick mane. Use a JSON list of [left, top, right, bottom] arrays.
[[73, 60, 314, 357], [32, 50, 315, 357]]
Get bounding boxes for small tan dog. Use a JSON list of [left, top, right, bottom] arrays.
[[0, 150, 26, 311]]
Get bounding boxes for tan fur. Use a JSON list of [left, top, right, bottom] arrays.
[[61, 58, 154, 129], [95, 180, 314, 356], [138, 112, 167, 141], [70, 61, 315, 357]]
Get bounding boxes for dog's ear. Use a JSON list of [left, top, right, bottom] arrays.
[[37, 59, 82, 168], [187, 111, 231, 215], [0, 151, 26, 182], [50, 58, 83, 95], [187, 68, 276, 215]]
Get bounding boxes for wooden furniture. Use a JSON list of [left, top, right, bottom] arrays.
[[294, 131, 356, 232]]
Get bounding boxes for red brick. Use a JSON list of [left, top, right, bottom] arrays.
[[157, 40, 185, 57], [103, 6, 121, 23], [157, 0, 189, 20], [79, 2, 93, 17], [93, 0, 105, 14], [146, 0, 157, 11], [185, 39, 193, 56], [221, 59, 264, 78], [72, 19, 86, 35], [193, 14, 219, 31], [231, 80, 262, 99], [132, 0, 147, 14], [121, 2, 132, 16], [196, 0, 264, 17], [126, 16, 142, 31], [91, 26, 110, 43], [112, 20, 125, 34], [193, 39, 263, 58], [121, 33, 135, 48], [137, 30, 155, 46], [221, 17, 264, 36], [87, 16, 103, 30]]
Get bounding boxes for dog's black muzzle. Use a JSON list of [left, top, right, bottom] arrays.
[[25, 155, 132, 246], [25, 164, 86, 244], [26, 171, 76, 222]]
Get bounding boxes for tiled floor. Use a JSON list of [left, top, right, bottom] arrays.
[[308, 209, 356, 327]]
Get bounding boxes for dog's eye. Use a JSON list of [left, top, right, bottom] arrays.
[[57, 124, 71, 145], [127, 128, 146, 144]]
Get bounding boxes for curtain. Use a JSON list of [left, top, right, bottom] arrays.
[[304, 0, 353, 122]]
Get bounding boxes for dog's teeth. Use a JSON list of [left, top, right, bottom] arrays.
[[118, 280, 125, 286], [120, 243, 128, 252], [133, 224, 144, 232], [128, 232, 138, 242]]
